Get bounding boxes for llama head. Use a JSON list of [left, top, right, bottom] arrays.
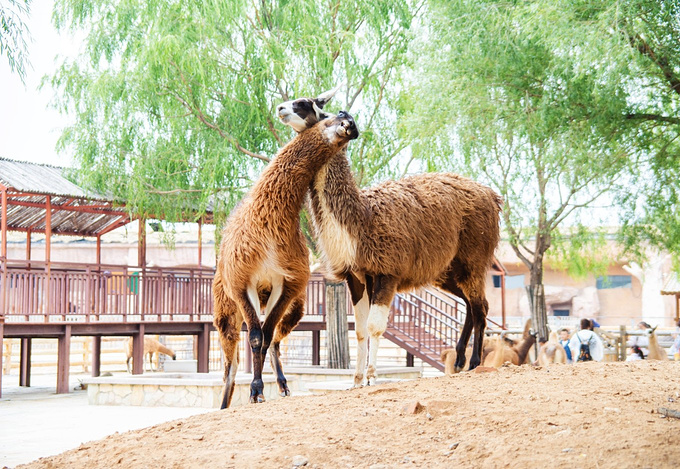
[[318, 110, 359, 147], [277, 85, 341, 132]]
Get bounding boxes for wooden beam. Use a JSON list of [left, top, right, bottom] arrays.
[[5, 199, 125, 215], [1, 188, 7, 318], [57, 326, 71, 393]]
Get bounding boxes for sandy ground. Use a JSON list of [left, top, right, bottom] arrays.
[[17, 361, 680, 469]]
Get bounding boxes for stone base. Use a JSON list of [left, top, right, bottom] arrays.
[[163, 360, 197, 373], [82, 366, 422, 408], [82, 373, 282, 408]]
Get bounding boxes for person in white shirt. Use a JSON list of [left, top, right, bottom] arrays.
[[569, 319, 604, 362], [627, 321, 651, 358]]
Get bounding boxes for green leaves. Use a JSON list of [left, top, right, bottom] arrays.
[[50, 0, 419, 224]]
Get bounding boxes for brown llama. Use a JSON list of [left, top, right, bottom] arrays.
[[537, 331, 567, 366], [214, 113, 358, 408], [277, 91, 502, 385], [126, 337, 177, 373], [646, 326, 669, 360], [482, 320, 535, 367]]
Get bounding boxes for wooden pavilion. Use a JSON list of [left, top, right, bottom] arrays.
[[0, 158, 221, 396], [661, 274, 680, 323]]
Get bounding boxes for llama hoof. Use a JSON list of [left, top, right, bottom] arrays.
[[250, 394, 266, 404], [279, 389, 291, 397]]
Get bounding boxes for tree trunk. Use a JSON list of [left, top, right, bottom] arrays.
[[325, 281, 350, 369], [527, 261, 549, 341]]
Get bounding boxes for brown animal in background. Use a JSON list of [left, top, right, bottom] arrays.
[[646, 326, 668, 360], [538, 331, 567, 366], [126, 337, 176, 373], [277, 90, 502, 385], [213, 113, 359, 409], [483, 320, 535, 368]]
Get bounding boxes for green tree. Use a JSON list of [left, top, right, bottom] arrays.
[[410, 0, 631, 338], [1, 0, 31, 82], [50, 0, 420, 224]]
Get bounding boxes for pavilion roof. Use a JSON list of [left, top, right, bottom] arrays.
[[0, 158, 211, 237], [661, 273, 680, 295]]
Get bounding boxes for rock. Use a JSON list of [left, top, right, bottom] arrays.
[[562, 448, 572, 453], [402, 400, 423, 414], [426, 413, 433, 421], [473, 366, 498, 373], [603, 407, 620, 413], [449, 442, 460, 450], [292, 455, 308, 467]]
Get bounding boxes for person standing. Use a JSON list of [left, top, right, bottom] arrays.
[[569, 319, 604, 362], [558, 328, 573, 364]]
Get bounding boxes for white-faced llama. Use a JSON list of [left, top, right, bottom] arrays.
[[277, 90, 502, 384], [213, 112, 358, 408]]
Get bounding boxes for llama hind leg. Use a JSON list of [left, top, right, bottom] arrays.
[[439, 264, 475, 372], [269, 296, 305, 397], [215, 312, 242, 409], [366, 275, 398, 385]]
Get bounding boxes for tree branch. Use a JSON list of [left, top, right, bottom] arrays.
[[627, 33, 680, 97], [625, 113, 680, 125]]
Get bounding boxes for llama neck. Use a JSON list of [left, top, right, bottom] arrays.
[[254, 132, 337, 219], [515, 335, 536, 364], [308, 150, 367, 276]]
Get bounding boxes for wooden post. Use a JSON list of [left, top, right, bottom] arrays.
[[0, 317, 4, 398], [325, 281, 350, 368], [132, 324, 145, 375], [501, 272, 506, 329], [57, 325, 71, 394], [26, 230, 31, 260], [1, 188, 6, 259], [1, 188, 7, 321], [197, 220, 203, 267], [45, 196, 52, 317], [19, 337, 31, 386], [312, 330, 321, 366], [197, 323, 210, 373], [619, 325, 627, 362], [137, 218, 146, 268], [91, 336, 101, 377], [96, 234, 101, 265]]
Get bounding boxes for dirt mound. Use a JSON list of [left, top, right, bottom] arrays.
[[20, 361, 680, 469]]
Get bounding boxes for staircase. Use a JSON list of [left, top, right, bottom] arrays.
[[384, 287, 503, 371]]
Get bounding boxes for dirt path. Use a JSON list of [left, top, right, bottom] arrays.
[[19, 361, 680, 469]]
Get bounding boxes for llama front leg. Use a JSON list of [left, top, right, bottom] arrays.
[[353, 289, 370, 387], [345, 272, 368, 387], [366, 275, 398, 386]]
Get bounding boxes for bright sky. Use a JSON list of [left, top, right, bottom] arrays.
[[0, 2, 79, 166]]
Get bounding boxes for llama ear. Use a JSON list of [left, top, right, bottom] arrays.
[[314, 84, 342, 109]]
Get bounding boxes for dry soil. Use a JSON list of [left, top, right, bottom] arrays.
[[19, 360, 680, 469]]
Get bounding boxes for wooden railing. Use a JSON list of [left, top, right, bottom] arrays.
[[0, 259, 327, 323], [388, 286, 504, 363]]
